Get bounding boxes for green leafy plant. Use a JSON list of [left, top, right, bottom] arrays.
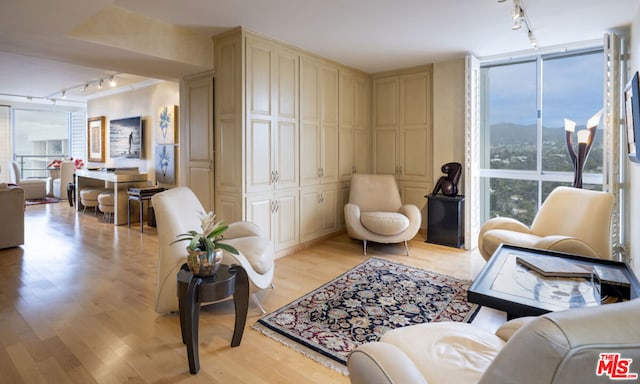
[[172, 211, 239, 255]]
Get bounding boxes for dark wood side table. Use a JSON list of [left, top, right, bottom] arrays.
[[177, 263, 249, 374], [127, 187, 165, 232]]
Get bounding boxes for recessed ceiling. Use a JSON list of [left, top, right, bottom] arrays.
[[0, 0, 637, 108]]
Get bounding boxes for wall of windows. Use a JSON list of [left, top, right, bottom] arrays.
[[480, 49, 604, 224]]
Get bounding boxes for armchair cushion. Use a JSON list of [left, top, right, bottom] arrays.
[[360, 211, 409, 235]]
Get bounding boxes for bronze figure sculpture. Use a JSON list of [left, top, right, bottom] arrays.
[[432, 162, 462, 197]]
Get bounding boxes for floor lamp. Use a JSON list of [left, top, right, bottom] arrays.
[[564, 110, 603, 188]]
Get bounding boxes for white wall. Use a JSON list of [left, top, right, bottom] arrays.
[[87, 81, 179, 183], [629, 9, 640, 276]]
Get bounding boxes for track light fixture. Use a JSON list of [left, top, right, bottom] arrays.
[[502, 0, 538, 49], [98, 79, 103, 88], [109, 75, 117, 87]]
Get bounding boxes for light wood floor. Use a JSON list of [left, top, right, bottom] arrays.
[[0, 202, 505, 383]]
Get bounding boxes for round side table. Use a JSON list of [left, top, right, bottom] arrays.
[[177, 263, 249, 374]]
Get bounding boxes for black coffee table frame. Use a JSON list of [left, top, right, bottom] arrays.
[[468, 244, 640, 319]]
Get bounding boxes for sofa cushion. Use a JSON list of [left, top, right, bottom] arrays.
[[360, 212, 409, 236]]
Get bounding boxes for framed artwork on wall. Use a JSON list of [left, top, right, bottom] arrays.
[[87, 116, 106, 162], [624, 71, 640, 164], [110, 116, 143, 159], [156, 144, 176, 184], [158, 105, 177, 144]]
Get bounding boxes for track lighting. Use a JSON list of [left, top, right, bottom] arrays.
[[109, 75, 117, 87], [501, 0, 538, 49], [61, 90, 66, 99], [98, 79, 103, 88], [81, 84, 88, 92]]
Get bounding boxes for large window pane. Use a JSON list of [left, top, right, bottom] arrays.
[[489, 178, 537, 224], [14, 109, 69, 178], [542, 52, 604, 173], [484, 61, 537, 170]]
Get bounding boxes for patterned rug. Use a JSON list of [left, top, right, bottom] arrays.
[[253, 258, 479, 374], [25, 197, 61, 206]]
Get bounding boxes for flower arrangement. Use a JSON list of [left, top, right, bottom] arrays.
[[48, 159, 63, 168], [47, 158, 84, 170], [172, 211, 239, 255]]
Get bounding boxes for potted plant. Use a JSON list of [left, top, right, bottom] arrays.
[[172, 211, 239, 276]]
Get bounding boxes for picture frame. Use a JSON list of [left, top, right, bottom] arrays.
[[156, 144, 176, 184], [158, 105, 178, 144], [87, 116, 106, 162], [625, 71, 640, 164], [110, 116, 143, 159]]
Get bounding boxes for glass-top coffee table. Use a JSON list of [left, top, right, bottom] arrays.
[[468, 244, 640, 319]]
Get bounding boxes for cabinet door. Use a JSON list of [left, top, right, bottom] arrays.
[[274, 191, 299, 251], [274, 48, 299, 190], [373, 77, 399, 176], [339, 70, 355, 180], [321, 66, 339, 184], [246, 38, 275, 193], [399, 72, 430, 181], [181, 74, 215, 211], [246, 194, 275, 243], [300, 57, 321, 186], [320, 187, 338, 233], [300, 188, 320, 242], [246, 118, 274, 193]]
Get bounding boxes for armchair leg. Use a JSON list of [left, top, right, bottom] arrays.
[[363, 240, 368, 256], [251, 293, 267, 315], [404, 241, 410, 256]]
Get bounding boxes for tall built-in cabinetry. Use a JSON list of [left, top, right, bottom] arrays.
[[372, 66, 433, 215], [213, 28, 370, 254]]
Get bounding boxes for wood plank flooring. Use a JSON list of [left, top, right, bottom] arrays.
[[0, 202, 505, 383]]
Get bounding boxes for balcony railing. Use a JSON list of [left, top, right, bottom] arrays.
[[14, 154, 69, 179]]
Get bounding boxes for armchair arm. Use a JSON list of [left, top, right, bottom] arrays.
[[479, 217, 531, 237], [494, 316, 536, 341], [398, 204, 422, 232], [344, 203, 369, 240], [348, 343, 428, 384], [223, 221, 266, 239], [535, 235, 602, 259]]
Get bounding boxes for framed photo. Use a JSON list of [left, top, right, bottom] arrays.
[[87, 116, 106, 162], [156, 144, 176, 184], [624, 72, 640, 163], [110, 116, 143, 159], [158, 105, 177, 144]]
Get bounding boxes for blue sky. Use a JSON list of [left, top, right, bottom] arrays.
[[486, 51, 604, 129]]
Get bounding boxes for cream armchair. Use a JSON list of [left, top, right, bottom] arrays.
[[151, 187, 275, 314], [348, 298, 640, 384], [478, 186, 614, 261], [344, 174, 421, 256], [52, 160, 75, 200], [9, 161, 47, 200]]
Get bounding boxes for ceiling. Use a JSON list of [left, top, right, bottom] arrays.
[[0, 0, 638, 109]]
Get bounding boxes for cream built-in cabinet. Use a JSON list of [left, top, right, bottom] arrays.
[[213, 28, 370, 254], [373, 67, 433, 212]]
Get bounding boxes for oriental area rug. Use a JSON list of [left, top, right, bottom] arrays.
[[25, 197, 60, 206], [253, 257, 479, 375]]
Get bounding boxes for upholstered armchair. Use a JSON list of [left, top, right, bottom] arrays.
[[478, 186, 614, 261], [52, 160, 75, 200], [348, 298, 640, 384], [0, 184, 24, 249], [344, 174, 421, 256], [9, 161, 47, 200], [151, 187, 275, 314]]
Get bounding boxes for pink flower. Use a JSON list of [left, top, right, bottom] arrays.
[[48, 159, 62, 168]]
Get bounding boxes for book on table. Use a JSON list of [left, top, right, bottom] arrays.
[[515, 253, 631, 288]]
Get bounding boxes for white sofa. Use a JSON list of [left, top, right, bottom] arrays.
[[348, 298, 640, 384], [0, 184, 25, 248]]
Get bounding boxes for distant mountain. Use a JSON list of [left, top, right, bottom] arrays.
[[489, 123, 595, 146]]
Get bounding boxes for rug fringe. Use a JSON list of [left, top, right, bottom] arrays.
[[252, 322, 349, 376]]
